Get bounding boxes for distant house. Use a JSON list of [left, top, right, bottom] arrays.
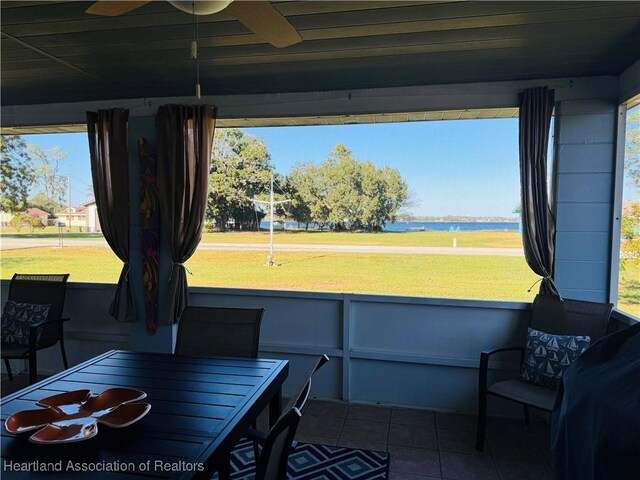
[[83, 199, 101, 233], [56, 206, 88, 229], [513, 204, 522, 235], [0, 211, 13, 227], [55, 200, 101, 232], [26, 208, 50, 226]]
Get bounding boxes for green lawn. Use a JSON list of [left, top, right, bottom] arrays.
[[0, 229, 524, 248], [200, 230, 523, 248], [1, 246, 537, 301], [2, 245, 637, 315]]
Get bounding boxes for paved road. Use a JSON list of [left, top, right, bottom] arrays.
[[0, 237, 524, 256]]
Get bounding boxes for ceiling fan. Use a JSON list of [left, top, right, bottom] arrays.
[[85, 0, 302, 48]]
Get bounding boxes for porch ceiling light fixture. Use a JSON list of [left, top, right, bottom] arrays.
[[168, 0, 233, 16]]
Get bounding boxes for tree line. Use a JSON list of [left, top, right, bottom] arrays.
[[207, 129, 408, 232], [2, 129, 409, 232], [1, 135, 68, 215]]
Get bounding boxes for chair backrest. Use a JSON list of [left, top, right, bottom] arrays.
[[7, 274, 69, 323], [174, 306, 264, 358], [255, 407, 302, 480], [282, 354, 330, 415], [531, 294, 613, 342]]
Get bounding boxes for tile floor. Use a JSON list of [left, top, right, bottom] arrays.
[[288, 400, 554, 480], [2, 375, 553, 480]]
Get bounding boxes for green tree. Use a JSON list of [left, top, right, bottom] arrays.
[[208, 129, 272, 231], [281, 176, 313, 229], [290, 144, 408, 231], [9, 212, 43, 232], [28, 144, 67, 207], [29, 190, 62, 214], [624, 107, 639, 188], [621, 202, 640, 265], [288, 162, 331, 230], [0, 135, 36, 213]]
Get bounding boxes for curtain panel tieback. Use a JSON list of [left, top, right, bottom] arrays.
[[122, 261, 131, 280], [169, 263, 193, 281]]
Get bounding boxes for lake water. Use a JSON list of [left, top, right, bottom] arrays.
[[260, 221, 519, 232]]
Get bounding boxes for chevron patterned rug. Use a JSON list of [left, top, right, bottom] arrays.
[[216, 440, 390, 480]]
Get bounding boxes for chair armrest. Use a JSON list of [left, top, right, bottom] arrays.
[[29, 317, 69, 349], [481, 346, 524, 358], [30, 317, 66, 329], [478, 346, 525, 396]]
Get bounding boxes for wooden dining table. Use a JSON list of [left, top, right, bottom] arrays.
[[0, 350, 289, 479]]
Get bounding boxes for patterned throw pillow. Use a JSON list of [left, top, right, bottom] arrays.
[[1, 301, 51, 346], [519, 327, 591, 389]]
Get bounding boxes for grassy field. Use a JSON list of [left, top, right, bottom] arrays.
[[200, 230, 523, 248], [0, 229, 523, 248], [2, 242, 638, 316], [3, 245, 535, 301]]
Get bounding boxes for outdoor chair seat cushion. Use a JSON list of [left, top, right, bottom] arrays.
[[1, 342, 30, 358], [1, 301, 50, 345], [488, 379, 556, 411], [519, 327, 591, 389]]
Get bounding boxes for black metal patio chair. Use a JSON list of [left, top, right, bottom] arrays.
[[216, 355, 329, 480], [475, 294, 613, 451], [174, 306, 264, 358], [247, 354, 330, 456], [1, 273, 70, 385], [254, 407, 303, 480]]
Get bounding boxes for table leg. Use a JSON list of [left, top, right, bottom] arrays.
[[269, 386, 282, 428], [216, 454, 231, 480]]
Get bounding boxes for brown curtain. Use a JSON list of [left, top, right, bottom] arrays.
[[86, 109, 134, 320], [156, 105, 216, 324], [519, 86, 560, 297]]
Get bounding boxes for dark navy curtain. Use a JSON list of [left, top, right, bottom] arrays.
[[86, 109, 133, 321], [519, 87, 559, 296], [156, 105, 216, 325]]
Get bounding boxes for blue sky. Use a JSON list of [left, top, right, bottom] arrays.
[[24, 118, 525, 217]]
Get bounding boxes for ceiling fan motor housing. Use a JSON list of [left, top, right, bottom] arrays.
[[168, 0, 233, 16]]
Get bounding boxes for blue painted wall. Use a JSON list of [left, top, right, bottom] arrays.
[[554, 99, 618, 302]]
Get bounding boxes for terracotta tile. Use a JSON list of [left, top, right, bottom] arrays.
[[389, 423, 437, 449], [437, 428, 490, 456], [392, 408, 436, 427], [297, 414, 344, 440], [388, 445, 441, 477], [439, 451, 498, 480], [304, 400, 349, 419], [487, 433, 545, 461], [339, 418, 389, 444], [494, 457, 554, 480], [348, 404, 392, 423], [435, 413, 477, 432]]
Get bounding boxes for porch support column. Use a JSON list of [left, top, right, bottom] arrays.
[[128, 115, 176, 352], [553, 98, 618, 302]]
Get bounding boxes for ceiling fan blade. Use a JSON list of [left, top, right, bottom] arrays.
[[86, 1, 151, 17], [227, 1, 302, 48]]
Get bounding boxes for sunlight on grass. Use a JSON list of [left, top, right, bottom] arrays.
[[200, 230, 524, 248], [2, 246, 637, 311], [2, 246, 537, 302]]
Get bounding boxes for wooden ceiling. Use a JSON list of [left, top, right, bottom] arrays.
[[2, 1, 639, 106]]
